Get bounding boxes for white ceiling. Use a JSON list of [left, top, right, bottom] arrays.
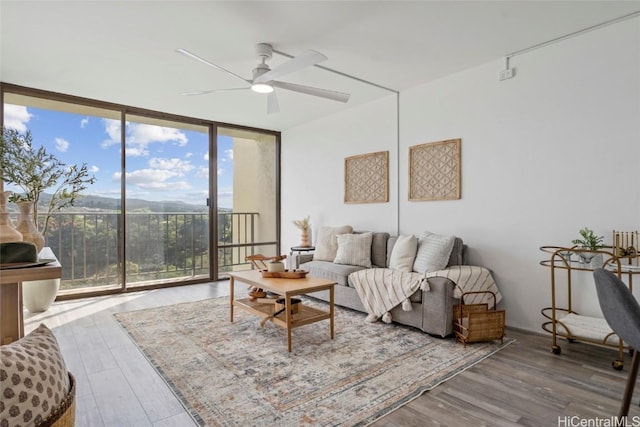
[[1, 1, 639, 131]]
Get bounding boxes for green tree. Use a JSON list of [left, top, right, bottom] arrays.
[[0, 128, 96, 235]]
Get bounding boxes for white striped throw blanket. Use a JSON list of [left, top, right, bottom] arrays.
[[349, 265, 502, 324]]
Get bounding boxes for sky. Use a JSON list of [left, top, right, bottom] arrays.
[[3, 103, 234, 208]]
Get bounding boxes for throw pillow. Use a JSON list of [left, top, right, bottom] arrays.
[[333, 232, 373, 268], [313, 225, 354, 261], [447, 237, 465, 266], [413, 231, 456, 273], [389, 234, 418, 272], [0, 324, 70, 426]]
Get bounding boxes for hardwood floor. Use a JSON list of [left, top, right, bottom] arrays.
[[24, 282, 640, 426]]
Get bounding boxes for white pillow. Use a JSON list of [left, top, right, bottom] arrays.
[[389, 235, 418, 272], [412, 231, 456, 273], [313, 225, 354, 261], [333, 232, 373, 268]]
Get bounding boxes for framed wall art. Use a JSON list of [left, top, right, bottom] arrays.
[[344, 150, 389, 204], [409, 138, 461, 201]]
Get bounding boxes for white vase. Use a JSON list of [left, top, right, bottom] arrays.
[[15, 200, 45, 252], [22, 278, 60, 313]]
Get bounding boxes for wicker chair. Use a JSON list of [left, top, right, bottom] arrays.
[[41, 372, 76, 427], [593, 268, 640, 419]]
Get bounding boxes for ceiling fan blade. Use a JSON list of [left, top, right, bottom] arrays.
[[180, 87, 249, 96], [267, 92, 280, 115], [271, 81, 350, 103], [254, 50, 327, 83], [176, 48, 250, 84]]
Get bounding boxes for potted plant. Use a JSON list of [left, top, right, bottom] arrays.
[[292, 215, 311, 247], [571, 227, 604, 266], [0, 127, 96, 312], [0, 128, 96, 241]]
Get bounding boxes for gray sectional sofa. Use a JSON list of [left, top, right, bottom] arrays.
[[300, 232, 466, 338]]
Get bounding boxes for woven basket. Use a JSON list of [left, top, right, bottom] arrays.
[[41, 372, 76, 427], [453, 291, 505, 347]]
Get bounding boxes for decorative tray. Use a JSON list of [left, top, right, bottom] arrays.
[[260, 269, 309, 279]]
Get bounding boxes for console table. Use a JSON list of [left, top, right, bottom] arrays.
[[0, 252, 61, 344]]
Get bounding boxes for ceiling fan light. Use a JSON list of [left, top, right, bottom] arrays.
[[251, 83, 274, 94]]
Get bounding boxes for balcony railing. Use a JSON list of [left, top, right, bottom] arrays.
[[34, 211, 271, 292]]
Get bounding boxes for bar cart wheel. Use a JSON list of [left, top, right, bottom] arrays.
[[551, 345, 561, 355], [612, 360, 624, 370]]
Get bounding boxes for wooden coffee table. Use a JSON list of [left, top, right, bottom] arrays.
[[227, 270, 335, 352]]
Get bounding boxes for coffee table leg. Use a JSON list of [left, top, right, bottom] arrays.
[[229, 277, 235, 322], [329, 285, 335, 340], [285, 296, 292, 352]]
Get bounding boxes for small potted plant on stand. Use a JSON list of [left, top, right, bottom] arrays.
[[0, 127, 95, 312], [571, 227, 605, 267]]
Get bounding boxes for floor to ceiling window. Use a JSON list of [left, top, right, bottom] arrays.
[[124, 115, 210, 288], [1, 84, 280, 297], [217, 126, 280, 275], [2, 93, 123, 293]]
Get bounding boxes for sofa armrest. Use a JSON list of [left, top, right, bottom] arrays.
[[421, 276, 457, 337]]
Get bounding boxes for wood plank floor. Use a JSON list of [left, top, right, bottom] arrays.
[[24, 281, 640, 426]]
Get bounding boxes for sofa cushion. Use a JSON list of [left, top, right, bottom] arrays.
[[0, 324, 70, 426], [334, 232, 373, 268], [302, 260, 365, 287], [389, 235, 418, 272], [413, 231, 456, 273], [370, 232, 390, 268], [447, 237, 465, 266], [313, 225, 353, 261]]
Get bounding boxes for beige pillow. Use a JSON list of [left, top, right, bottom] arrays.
[[0, 324, 70, 426], [412, 231, 456, 273], [333, 232, 373, 268], [389, 234, 418, 272], [313, 225, 353, 261]]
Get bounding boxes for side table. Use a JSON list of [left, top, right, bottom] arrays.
[[0, 249, 61, 345], [290, 246, 315, 269]]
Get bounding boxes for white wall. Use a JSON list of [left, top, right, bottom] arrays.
[[282, 17, 640, 332], [282, 94, 398, 248]]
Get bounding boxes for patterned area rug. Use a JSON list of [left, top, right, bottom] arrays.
[[114, 297, 512, 426]]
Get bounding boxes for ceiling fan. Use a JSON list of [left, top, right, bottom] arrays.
[[176, 43, 351, 114]]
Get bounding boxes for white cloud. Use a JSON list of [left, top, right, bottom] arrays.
[[148, 157, 193, 173], [203, 152, 209, 161], [55, 137, 70, 152], [129, 124, 188, 146], [113, 168, 191, 191], [127, 169, 182, 183], [225, 149, 233, 161], [125, 146, 149, 157], [197, 166, 209, 178], [101, 118, 121, 148], [3, 105, 32, 132], [101, 120, 189, 156], [217, 167, 223, 176], [90, 165, 100, 173], [185, 152, 193, 158], [138, 181, 191, 190], [80, 117, 89, 128]]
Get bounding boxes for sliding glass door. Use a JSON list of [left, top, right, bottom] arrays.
[[217, 127, 279, 275], [2, 94, 123, 293], [1, 84, 280, 297], [125, 115, 210, 287]]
